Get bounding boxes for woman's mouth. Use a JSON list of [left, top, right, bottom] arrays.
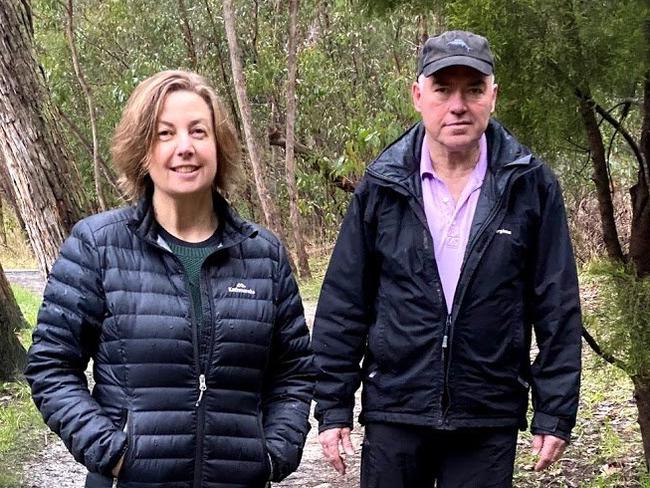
[[171, 165, 199, 174]]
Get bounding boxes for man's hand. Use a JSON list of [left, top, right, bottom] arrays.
[[111, 452, 125, 478], [318, 427, 355, 475], [532, 434, 567, 471]]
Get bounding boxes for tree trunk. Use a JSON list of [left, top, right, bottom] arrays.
[[577, 93, 624, 262], [201, 0, 242, 138], [0, 196, 6, 247], [178, 0, 198, 70], [0, 263, 27, 381], [285, 0, 311, 279], [222, 0, 283, 237], [65, 0, 106, 211], [0, 0, 90, 276], [633, 376, 650, 469], [630, 70, 650, 278]]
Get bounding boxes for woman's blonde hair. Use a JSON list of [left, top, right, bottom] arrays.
[[111, 70, 240, 201]]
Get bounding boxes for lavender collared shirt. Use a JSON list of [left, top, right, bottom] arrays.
[[420, 134, 488, 313]]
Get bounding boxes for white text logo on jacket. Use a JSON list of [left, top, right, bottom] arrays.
[[228, 282, 256, 295]]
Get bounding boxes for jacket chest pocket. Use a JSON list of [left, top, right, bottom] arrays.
[[481, 217, 530, 272]]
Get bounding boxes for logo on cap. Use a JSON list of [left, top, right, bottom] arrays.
[[447, 39, 471, 52]]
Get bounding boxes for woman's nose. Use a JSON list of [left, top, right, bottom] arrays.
[[176, 133, 195, 158]]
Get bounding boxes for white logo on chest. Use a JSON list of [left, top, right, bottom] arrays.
[[496, 229, 512, 235], [228, 282, 256, 295]]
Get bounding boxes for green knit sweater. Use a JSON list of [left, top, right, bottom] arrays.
[[158, 226, 221, 329]]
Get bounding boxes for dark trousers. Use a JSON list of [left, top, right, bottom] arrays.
[[360, 422, 519, 488]]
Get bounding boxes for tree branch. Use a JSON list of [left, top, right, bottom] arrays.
[[582, 326, 627, 371], [65, 0, 106, 210], [592, 98, 649, 192], [58, 110, 125, 201]]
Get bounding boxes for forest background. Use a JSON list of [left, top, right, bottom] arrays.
[[1, 0, 650, 486]]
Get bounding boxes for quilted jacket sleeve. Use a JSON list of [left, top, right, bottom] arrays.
[[25, 220, 127, 475], [262, 243, 315, 482], [529, 171, 582, 442]]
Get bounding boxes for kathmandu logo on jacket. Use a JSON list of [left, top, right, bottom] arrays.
[[228, 282, 256, 295], [496, 229, 512, 235]]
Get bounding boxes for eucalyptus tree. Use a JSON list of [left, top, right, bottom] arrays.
[[0, 0, 91, 275]]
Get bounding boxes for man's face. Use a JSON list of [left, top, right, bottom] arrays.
[[412, 65, 497, 154]]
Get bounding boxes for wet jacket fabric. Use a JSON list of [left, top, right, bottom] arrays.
[[313, 120, 581, 441], [26, 192, 314, 488]]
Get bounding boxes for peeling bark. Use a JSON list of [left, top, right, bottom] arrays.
[[0, 0, 90, 275]]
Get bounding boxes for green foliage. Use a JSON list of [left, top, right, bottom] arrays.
[[11, 285, 41, 333], [582, 260, 650, 378], [0, 205, 37, 270], [0, 382, 44, 488], [0, 286, 46, 487]]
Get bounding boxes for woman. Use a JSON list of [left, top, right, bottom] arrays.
[[26, 70, 314, 488]]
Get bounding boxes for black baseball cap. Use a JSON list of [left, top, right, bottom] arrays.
[[417, 30, 495, 78]]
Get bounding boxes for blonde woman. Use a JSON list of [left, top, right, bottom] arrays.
[[26, 70, 314, 488]]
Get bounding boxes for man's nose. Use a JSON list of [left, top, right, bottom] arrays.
[[448, 91, 467, 114], [176, 132, 195, 158]]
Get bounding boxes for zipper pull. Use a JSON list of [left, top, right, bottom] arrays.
[[195, 374, 207, 407], [442, 315, 452, 349]]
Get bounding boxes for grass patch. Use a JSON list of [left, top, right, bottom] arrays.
[[513, 348, 646, 487], [11, 284, 41, 344], [0, 205, 37, 270], [297, 250, 331, 303], [0, 382, 45, 488], [0, 286, 46, 487]]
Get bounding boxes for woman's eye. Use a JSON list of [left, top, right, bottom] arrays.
[[192, 127, 207, 137], [158, 130, 172, 139]]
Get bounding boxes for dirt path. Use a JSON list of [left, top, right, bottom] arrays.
[[11, 270, 361, 488]]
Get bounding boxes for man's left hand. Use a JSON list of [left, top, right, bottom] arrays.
[[532, 434, 567, 471]]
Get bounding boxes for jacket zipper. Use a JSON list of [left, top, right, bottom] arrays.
[[440, 162, 540, 423], [368, 160, 539, 425], [136, 219, 255, 488], [192, 261, 219, 487]]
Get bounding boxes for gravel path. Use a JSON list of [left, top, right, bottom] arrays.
[[10, 270, 361, 488]]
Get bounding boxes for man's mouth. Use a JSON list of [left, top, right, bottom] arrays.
[[171, 165, 199, 174]]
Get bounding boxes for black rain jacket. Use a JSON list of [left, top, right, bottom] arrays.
[[26, 192, 314, 488], [313, 120, 581, 441]]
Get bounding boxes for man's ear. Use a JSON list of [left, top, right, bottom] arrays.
[[412, 81, 422, 113], [490, 83, 498, 113]]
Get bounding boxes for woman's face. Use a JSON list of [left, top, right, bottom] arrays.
[[148, 90, 217, 200]]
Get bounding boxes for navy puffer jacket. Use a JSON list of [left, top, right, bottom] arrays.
[[26, 192, 314, 488]]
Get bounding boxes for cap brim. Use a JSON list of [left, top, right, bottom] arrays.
[[420, 56, 493, 77]]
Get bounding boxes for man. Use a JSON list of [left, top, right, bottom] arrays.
[[312, 30, 582, 488]]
